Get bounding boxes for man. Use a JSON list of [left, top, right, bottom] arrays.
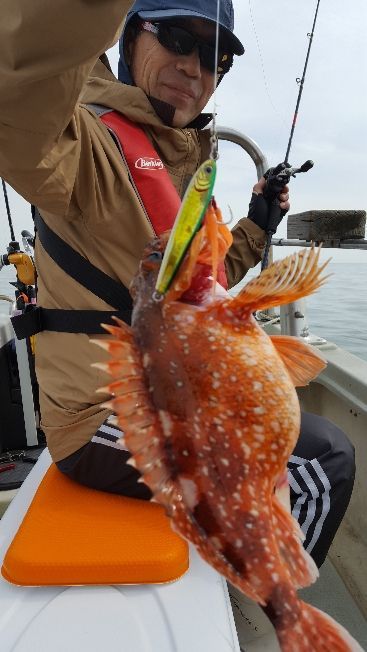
[[0, 0, 354, 575]]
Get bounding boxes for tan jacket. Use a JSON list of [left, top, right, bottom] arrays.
[[0, 1, 266, 462]]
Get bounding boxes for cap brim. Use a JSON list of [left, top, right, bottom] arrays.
[[137, 9, 245, 55]]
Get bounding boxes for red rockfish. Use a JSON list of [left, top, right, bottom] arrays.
[[94, 206, 362, 652]]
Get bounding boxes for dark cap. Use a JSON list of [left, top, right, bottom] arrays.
[[127, 0, 244, 55]]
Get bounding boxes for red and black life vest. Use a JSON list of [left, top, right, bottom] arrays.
[[12, 107, 226, 340]]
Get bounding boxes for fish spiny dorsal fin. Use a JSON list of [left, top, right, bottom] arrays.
[[231, 246, 330, 315], [270, 335, 326, 386]]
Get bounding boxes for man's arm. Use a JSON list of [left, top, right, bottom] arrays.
[[0, 0, 131, 210], [225, 176, 291, 288], [225, 218, 266, 289]]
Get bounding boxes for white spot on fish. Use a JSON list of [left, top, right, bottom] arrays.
[[245, 358, 256, 367], [241, 443, 251, 457], [254, 434, 265, 443], [210, 536, 223, 549], [271, 421, 280, 433], [142, 353, 151, 367], [178, 477, 199, 509], [158, 411, 173, 437], [271, 573, 280, 583], [235, 539, 242, 549], [221, 459, 229, 466], [253, 381, 263, 391], [253, 407, 265, 416]]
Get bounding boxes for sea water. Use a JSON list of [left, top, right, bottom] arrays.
[[0, 263, 366, 362]]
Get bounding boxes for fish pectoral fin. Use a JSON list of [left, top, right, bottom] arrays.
[[270, 335, 326, 386], [232, 247, 330, 315]]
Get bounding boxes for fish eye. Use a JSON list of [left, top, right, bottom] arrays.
[[205, 165, 212, 175], [147, 251, 163, 262]]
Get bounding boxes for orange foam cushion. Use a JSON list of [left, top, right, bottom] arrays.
[[2, 464, 189, 586]]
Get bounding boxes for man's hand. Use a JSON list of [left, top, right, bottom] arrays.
[[248, 176, 290, 233]]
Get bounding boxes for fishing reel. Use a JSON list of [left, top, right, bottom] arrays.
[[0, 239, 36, 310], [263, 160, 314, 237], [259, 159, 314, 272], [0, 241, 35, 287]]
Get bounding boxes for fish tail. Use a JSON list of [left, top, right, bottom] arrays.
[[273, 600, 363, 652], [272, 494, 319, 589]]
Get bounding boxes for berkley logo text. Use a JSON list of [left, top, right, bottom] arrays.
[[135, 157, 164, 171]]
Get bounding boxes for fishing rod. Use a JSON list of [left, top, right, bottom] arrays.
[[1, 178, 15, 242], [0, 178, 36, 305], [261, 0, 322, 271]]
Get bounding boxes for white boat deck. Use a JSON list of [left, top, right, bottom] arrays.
[[300, 560, 367, 650], [0, 451, 240, 652], [0, 451, 366, 651]]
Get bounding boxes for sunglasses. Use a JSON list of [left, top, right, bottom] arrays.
[[140, 21, 233, 75]]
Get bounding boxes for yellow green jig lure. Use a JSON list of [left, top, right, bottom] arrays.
[[154, 159, 217, 299]]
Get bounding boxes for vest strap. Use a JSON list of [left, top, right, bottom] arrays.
[[11, 306, 130, 340], [34, 210, 133, 313]]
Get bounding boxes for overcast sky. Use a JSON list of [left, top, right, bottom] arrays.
[[1, 0, 366, 263]]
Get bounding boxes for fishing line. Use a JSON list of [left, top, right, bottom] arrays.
[[209, 0, 221, 161], [247, 0, 288, 131]]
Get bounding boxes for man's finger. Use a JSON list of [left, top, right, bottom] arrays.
[[252, 176, 266, 195], [280, 200, 290, 212]]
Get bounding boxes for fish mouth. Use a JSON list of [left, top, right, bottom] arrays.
[[163, 203, 232, 305]]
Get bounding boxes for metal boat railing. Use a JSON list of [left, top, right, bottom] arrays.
[[217, 128, 366, 340], [272, 238, 367, 250]]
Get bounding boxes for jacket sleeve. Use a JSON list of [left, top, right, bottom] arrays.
[[0, 0, 130, 212], [225, 217, 266, 289]]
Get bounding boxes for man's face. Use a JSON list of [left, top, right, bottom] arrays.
[[128, 18, 217, 127]]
